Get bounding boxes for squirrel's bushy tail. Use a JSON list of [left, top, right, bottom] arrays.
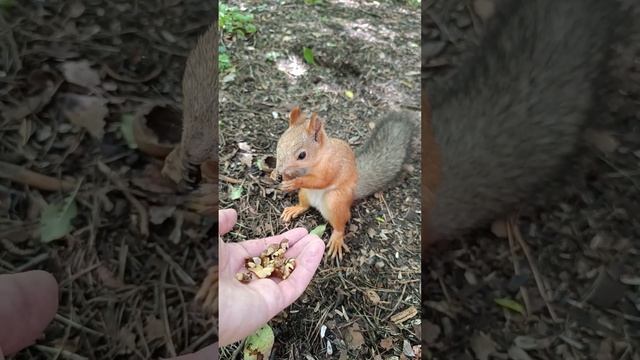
[[354, 112, 416, 200], [427, 0, 621, 240]]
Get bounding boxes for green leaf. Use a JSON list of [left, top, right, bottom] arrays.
[[344, 90, 354, 99], [243, 325, 274, 360], [230, 185, 243, 200], [120, 114, 137, 149], [494, 298, 525, 315], [376, 216, 385, 223], [310, 224, 326, 237], [40, 181, 82, 243], [303, 47, 315, 65], [219, 53, 231, 71], [245, 23, 257, 33]]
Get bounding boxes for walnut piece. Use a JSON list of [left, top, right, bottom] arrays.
[[235, 238, 296, 282]]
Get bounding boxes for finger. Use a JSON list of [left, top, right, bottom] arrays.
[[219, 208, 237, 236], [0, 271, 59, 356], [284, 233, 325, 258], [237, 227, 308, 257], [166, 344, 218, 360], [276, 234, 324, 304]]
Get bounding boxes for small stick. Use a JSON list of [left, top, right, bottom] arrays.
[[511, 217, 559, 322], [0, 161, 76, 192], [507, 217, 531, 317], [97, 161, 149, 237], [33, 345, 88, 360]]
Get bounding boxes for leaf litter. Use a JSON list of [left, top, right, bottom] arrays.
[[0, 0, 217, 358]]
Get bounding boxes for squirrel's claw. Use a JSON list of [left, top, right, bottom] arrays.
[[326, 234, 349, 260]]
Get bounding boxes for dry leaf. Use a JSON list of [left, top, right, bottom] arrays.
[[59, 93, 108, 140], [68, 0, 85, 17], [4, 80, 61, 122], [238, 142, 251, 152], [96, 265, 125, 289], [144, 315, 164, 341], [508, 346, 533, 360], [470, 331, 496, 360], [345, 323, 365, 349], [364, 289, 381, 305], [148, 205, 176, 225], [61, 60, 101, 88], [239, 152, 253, 167], [473, 0, 496, 21], [422, 320, 441, 343], [380, 337, 394, 350], [402, 340, 415, 357]]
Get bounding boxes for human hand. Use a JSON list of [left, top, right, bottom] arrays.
[[218, 208, 324, 346], [0, 271, 217, 360], [0, 271, 59, 358]]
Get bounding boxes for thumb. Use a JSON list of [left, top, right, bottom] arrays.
[[0, 271, 59, 356]]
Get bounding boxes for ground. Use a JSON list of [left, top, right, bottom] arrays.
[[423, 1, 640, 359], [1, 1, 216, 359], [218, 0, 421, 358]]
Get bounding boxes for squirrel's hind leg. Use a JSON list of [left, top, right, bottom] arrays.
[[281, 190, 310, 222], [323, 192, 352, 260]]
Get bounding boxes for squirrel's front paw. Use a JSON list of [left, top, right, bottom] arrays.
[[280, 179, 299, 192], [281, 205, 307, 222]]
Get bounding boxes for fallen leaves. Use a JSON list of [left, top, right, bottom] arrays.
[[39, 182, 81, 243], [470, 332, 497, 360], [59, 93, 108, 140], [60, 60, 101, 89], [345, 323, 365, 349]]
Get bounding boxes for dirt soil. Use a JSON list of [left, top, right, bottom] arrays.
[[1, 1, 216, 359], [423, 0, 640, 359], [218, 0, 421, 358]]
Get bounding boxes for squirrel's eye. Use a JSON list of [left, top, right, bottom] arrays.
[[298, 151, 306, 160]]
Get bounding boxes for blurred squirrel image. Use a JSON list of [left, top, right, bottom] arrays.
[[423, 0, 622, 244]]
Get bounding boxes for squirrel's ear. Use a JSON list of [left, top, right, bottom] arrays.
[[289, 106, 302, 126], [308, 113, 325, 143]]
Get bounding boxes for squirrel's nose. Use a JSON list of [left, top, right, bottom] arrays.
[[270, 170, 282, 182]]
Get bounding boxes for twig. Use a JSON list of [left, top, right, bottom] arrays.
[[230, 339, 245, 360], [96, 161, 149, 237], [507, 217, 531, 317], [33, 345, 87, 360], [220, 174, 243, 184], [0, 161, 76, 192], [378, 193, 396, 225], [155, 245, 196, 286], [13, 253, 49, 273], [54, 314, 103, 337], [160, 265, 178, 357], [511, 217, 559, 322]]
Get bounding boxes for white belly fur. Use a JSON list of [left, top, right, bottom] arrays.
[[305, 188, 329, 220]]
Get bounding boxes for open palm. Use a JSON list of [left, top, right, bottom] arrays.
[[218, 209, 324, 346]]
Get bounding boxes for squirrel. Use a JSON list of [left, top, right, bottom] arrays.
[[272, 106, 416, 259], [423, 0, 623, 244], [162, 23, 218, 190]]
